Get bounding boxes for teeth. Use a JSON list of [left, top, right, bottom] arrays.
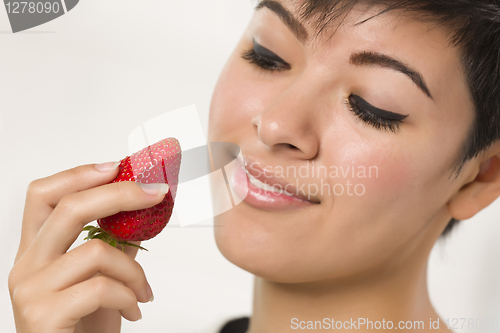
[[245, 169, 294, 196]]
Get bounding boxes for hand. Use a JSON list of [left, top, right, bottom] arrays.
[[8, 163, 165, 333]]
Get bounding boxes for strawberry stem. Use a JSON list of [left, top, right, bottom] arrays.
[[82, 225, 148, 252]]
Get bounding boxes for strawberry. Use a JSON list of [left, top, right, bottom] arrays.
[[83, 137, 181, 251]]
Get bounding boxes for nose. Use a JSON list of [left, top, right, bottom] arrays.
[[251, 90, 320, 160]]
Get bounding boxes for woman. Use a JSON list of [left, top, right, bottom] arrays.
[[8, 0, 500, 332]]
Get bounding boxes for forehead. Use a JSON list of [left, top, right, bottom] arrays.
[[276, 0, 454, 46]]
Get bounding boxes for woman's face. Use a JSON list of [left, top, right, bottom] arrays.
[[208, 0, 474, 283]]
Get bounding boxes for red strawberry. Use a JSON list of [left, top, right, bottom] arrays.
[[83, 137, 181, 251]]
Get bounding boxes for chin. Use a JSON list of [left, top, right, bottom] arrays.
[[213, 212, 290, 283], [212, 208, 331, 284]]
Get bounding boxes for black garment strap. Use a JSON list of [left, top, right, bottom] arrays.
[[219, 317, 250, 333]]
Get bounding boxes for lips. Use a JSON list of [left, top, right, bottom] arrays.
[[244, 159, 320, 203], [232, 155, 320, 210]]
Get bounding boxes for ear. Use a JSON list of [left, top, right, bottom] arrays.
[[447, 142, 500, 220]]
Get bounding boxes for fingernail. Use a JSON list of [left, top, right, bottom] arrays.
[[146, 282, 154, 302], [95, 161, 120, 172], [137, 307, 142, 320], [139, 183, 169, 196]]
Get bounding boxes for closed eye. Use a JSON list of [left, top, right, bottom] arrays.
[[241, 39, 291, 72], [346, 95, 409, 133]]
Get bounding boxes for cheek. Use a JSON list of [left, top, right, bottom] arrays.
[[324, 135, 428, 250], [329, 134, 414, 204], [209, 56, 258, 142], [360, 151, 412, 199], [328, 132, 450, 256]]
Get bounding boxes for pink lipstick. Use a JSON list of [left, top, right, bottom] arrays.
[[230, 156, 320, 211]]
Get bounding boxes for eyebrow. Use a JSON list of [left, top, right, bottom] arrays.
[[350, 51, 433, 99], [256, 0, 434, 100], [256, 0, 309, 43]]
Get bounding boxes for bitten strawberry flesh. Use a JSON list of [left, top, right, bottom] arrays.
[[83, 137, 181, 251]]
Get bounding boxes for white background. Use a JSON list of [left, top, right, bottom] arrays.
[[0, 1, 499, 332]]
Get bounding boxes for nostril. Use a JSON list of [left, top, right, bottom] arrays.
[[280, 143, 299, 150], [251, 116, 261, 130]]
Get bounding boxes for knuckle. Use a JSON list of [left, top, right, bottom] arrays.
[[90, 275, 110, 294], [85, 239, 111, 258], [131, 260, 147, 281], [7, 266, 26, 299], [89, 275, 114, 305], [55, 194, 77, 216], [110, 182, 136, 212], [91, 276, 137, 304], [26, 179, 46, 199], [119, 259, 145, 287], [114, 181, 132, 201], [10, 279, 34, 308], [7, 267, 18, 295], [121, 284, 138, 305], [23, 302, 47, 329], [8, 265, 57, 329]]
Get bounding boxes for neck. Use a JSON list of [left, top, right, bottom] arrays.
[[247, 258, 448, 333]]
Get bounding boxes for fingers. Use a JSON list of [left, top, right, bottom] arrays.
[[10, 272, 142, 332], [40, 239, 152, 303], [10, 162, 164, 332], [17, 163, 120, 262], [30, 180, 168, 263], [55, 275, 142, 325]]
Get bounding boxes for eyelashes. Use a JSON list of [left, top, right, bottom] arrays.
[[346, 95, 408, 133], [241, 40, 409, 133], [241, 39, 291, 72]]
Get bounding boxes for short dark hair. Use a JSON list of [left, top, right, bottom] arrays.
[[265, 0, 500, 236]]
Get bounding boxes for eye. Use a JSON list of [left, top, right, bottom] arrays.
[[241, 39, 291, 72], [346, 94, 409, 133]]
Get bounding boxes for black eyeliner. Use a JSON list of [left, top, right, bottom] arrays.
[[253, 39, 290, 67], [350, 95, 408, 121]]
